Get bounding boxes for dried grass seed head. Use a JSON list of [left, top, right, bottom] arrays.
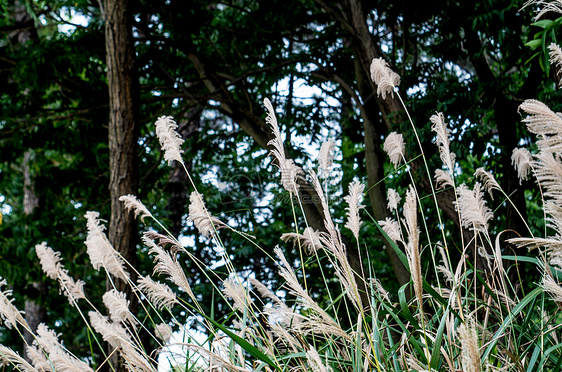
[[370, 57, 400, 99], [264, 98, 304, 193], [103, 289, 135, 324], [280, 227, 323, 254], [344, 181, 365, 240], [84, 211, 130, 281], [0, 279, 26, 330], [512, 147, 532, 183], [137, 275, 178, 311], [35, 242, 62, 280], [119, 194, 153, 221], [383, 132, 405, 168], [188, 191, 225, 239], [387, 188, 401, 213], [455, 183, 493, 233], [155, 115, 184, 166], [317, 138, 336, 177], [549, 43, 562, 86]]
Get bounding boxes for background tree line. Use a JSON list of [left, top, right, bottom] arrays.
[[0, 0, 560, 367]]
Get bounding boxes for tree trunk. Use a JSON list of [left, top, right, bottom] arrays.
[[102, 0, 139, 370]]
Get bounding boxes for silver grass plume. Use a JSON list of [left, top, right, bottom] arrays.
[[0, 346, 37, 372], [0, 279, 27, 330], [512, 147, 532, 183], [280, 227, 322, 254], [344, 181, 365, 240], [274, 246, 345, 337], [222, 276, 248, 312], [528, 0, 562, 21], [379, 217, 404, 245], [383, 132, 405, 168], [57, 269, 86, 305], [387, 188, 401, 213], [264, 98, 304, 193], [137, 276, 177, 310], [308, 170, 363, 310], [142, 234, 195, 300], [317, 138, 336, 178], [403, 185, 422, 307], [541, 273, 562, 303], [35, 241, 62, 280], [457, 318, 482, 372], [84, 211, 129, 281], [306, 346, 329, 372], [370, 57, 400, 99], [549, 43, 562, 86], [188, 191, 226, 239], [430, 113, 456, 172], [474, 168, 501, 200], [89, 311, 131, 349], [31, 323, 94, 372], [154, 323, 173, 342], [455, 183, 493, 233], [36, 242, 85, 304], [519, 99, 562, 153], [155, 116, 184, 166], [103, 289, 135, 324], [119, 194, 153, 221]]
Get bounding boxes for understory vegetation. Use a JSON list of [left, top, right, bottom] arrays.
[[5, 1, 562, 372]]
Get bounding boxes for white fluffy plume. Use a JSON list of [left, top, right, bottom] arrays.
[[370, 57, 400, 99], [155, 116, 184, 166]]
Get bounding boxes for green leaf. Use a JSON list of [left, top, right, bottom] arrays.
[[532, 19, 555, 29], [525, 39, 542, 50]]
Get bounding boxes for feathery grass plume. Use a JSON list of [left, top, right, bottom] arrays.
[[142, 234, 194, 300], [273, 246, 344, 337], [137, 275, 178, 311], [120, 343, 156, 372], [542, 273, 562, 303], [188, 191, 226, 239], [387, 188, 401, 213], [379, 217, 404, 245], [403, 185, 422, 306], [35, 241, 62, 280], [474, 168, 501, 200], [306, 346, 329, 372], [457, 318, 482, 372], [35, 242, 86, 304], [280, 226, 322, 254], [88, 311, 130, 349], [119, 194, 153, 221], [58, 269, 86, 304], [249, 278, 290, 312], [154, 323, 173, 342], [32, 323, 94, 372], [370, 57, 400, 99], [434, 169, 455, 190], [455, 183, 493, 233], [155, 115, 184, 166], [307, 170, 364, 311], [0, 279, 27, 330], [0, 345, 37, 372], [383, 132, 405, 168], [344, 181, 365, 240], [24, 345, 50, 371], [549, 43, 562, 86], [519, 99, 562, 152], [84, 211, 130, 281], [430, 112, 456, 172], [264, 98, 304, 193], [103, 289, 135, 324], [317, 138, 335, 178], [222, 276, 248, 312], [512, 147, 532, 183], [528, 0, 562, 21]]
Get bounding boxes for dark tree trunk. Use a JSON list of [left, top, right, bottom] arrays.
[[102, 0, 139, 370]]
